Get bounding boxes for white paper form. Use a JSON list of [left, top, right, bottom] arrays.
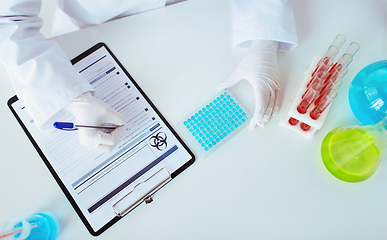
[[11, 45, 193, 232]]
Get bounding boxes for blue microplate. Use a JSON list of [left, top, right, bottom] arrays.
[[179, 91, 250, 158]]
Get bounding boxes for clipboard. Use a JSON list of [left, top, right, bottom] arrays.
[[7, 42, 195, 236]]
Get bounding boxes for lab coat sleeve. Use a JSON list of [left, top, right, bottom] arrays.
[[232, 0, 298, 51], [0, 0, 94, 129]]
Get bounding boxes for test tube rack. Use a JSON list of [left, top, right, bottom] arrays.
[[279, 34, 359, 139], [279, 56, 330, 139]]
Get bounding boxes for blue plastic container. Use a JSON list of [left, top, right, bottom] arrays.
[[349, 60, 387, 124], [12, 213, 59, 240]]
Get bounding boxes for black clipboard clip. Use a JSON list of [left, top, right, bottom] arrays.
[[112, 168, 171, 217]]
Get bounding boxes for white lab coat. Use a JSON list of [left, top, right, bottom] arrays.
[[0, 0, 297, 129]]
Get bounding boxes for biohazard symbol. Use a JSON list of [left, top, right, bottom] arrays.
[[149, 132, 167, 151]]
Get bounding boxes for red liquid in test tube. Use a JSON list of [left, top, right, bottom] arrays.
[[297, 100, 309, 114], [288, 117, 299, 126], [300, 122, 311, 131], [324, 54, 351, 86], [315, 80, 338, 106], [316, 67, 346, 106], [310, 57, 332, 86], [297, 82, 322, 114], [309, 107, 322, 120], [303, 71, 327, 99], [310, 90, 337, 120]]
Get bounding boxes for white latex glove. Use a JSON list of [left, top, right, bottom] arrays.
[[219, 40, 280, 128], [64, 92, 126, 152]]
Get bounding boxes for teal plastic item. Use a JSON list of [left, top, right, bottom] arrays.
[[349, 60, 387, 124], [179, 91, 250, 158], [5, 213, 59, 240]]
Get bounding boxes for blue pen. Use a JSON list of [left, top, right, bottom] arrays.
[[53, 122, 122, 131]]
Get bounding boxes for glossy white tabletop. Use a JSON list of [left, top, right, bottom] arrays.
[[1, 0, 386, 239]]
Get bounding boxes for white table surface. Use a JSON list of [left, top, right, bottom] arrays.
[[1, 0, 386, 239]]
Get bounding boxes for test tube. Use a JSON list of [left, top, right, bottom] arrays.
[[320, 66, 347, 94], [297, 81, 322, 114], [312, 46, 337, 78], [312, 34, 346, 76], [326, 43, 357, 79], [315, 67, 346, 107], [322, 45, 340, 62], [329, 66, 347, 85], [316, 77, 342, 106], [343, 42, 360, 57], [300, 122, 311, 131], [310, 57, 332, 86], [317, 34, 346, 67], [307, 71, 327, 92], [330, 34, 347, 50], [311, 35, 346, 86], [337, 53, 353, 72], [310, 90, 337, 120], [338, 66, 348, 80], [288, 117, 299, 126], [321, 35, 345, 62], [313, 34, 346, 73], [328, 53, 353, 76]]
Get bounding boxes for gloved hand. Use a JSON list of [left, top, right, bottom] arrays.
[[65, 92, 126, 152], [218, 40, 280, 128]]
